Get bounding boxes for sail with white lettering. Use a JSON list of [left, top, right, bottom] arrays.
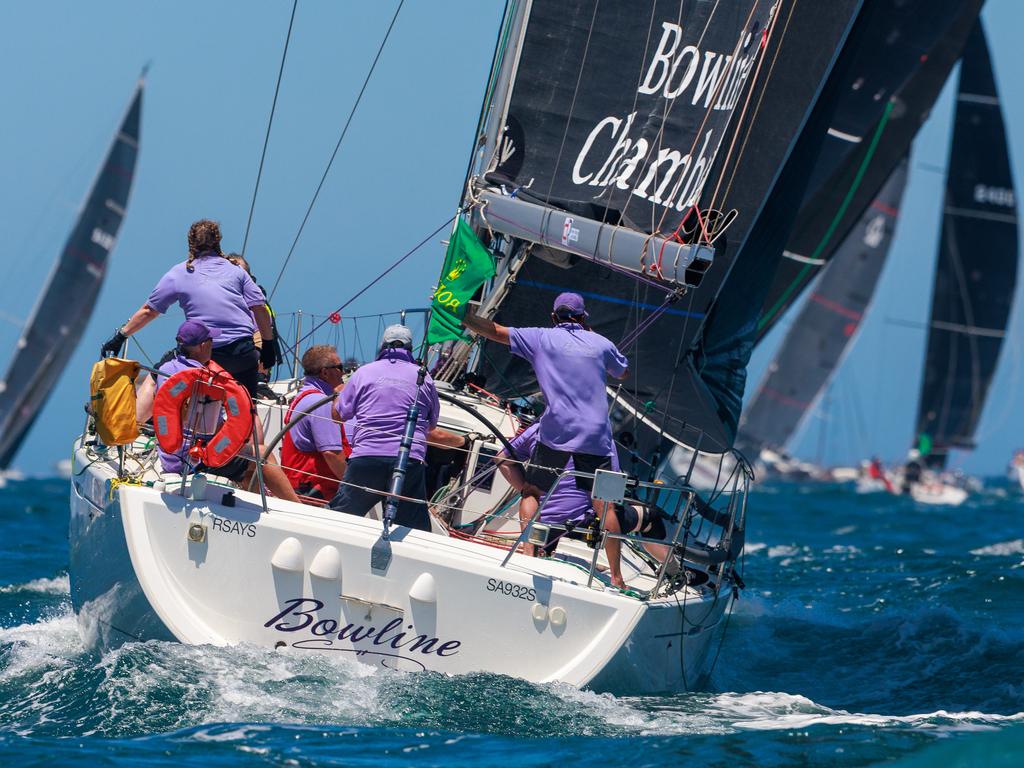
[[737, 158, 908, 455], [460, 0, 864, 454], [0, 78, 142, 468], [913, 21, 1018, 469]]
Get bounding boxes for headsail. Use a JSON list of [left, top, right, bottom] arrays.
[[737, 158, 909, 455], [914, 21, 1018, 468], [754, 0, 984, 343], [0, 79, 142, 468], [471, 0, 864, 453]]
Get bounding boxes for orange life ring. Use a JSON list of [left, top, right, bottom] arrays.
[[153, 362, 254, 468]]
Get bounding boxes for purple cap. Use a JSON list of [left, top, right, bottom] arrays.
[[553, 292, 587, 319], [176, 320, 220, 346]]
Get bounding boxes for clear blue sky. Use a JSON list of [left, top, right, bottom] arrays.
[[0, 1, 1021, 476]]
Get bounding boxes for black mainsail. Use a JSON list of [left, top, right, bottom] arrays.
[[913, 21, 1018, 469], [737, 158, 908, 454], [471, 0, 864, 454], [754, 0, 984, 343], [0, 78, 142, 468]]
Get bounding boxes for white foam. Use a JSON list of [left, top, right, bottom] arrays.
[[0, 574, 70, 595], [767, 545, 800, 558], [190, 724, 273, 742], [0, 610, 83, 681], [542, 688, 1024, 737], [93, 640, 396, 730], [551, 684, 730, 735], [695, 691, 1024, 733], [971, 539, 1024, 556], [743, 542, 767, 555], [824, 545, 862, 555]]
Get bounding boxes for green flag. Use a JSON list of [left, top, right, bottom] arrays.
[[427, 219, 496, 344]]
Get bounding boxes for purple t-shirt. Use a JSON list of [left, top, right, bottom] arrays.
[[146, 254, 265, 345], [335, 349, 439, 462], [155, 356, 223, 473], [289, 376, 344, 453], [504, 423, 620, 525], [509, 323, 628, 455]]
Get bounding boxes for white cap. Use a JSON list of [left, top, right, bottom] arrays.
[[382, 324, 413, 348]]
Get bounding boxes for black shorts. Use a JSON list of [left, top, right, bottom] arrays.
[[615, 503, 667, 539], [212, 337, 260, 398], [523, 442, 612, 495], [197, 455, 250, 484]]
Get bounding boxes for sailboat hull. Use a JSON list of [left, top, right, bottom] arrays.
[[68, 444, 731, 694]]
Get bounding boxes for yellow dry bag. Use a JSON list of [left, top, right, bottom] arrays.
[[89, 358, 141, 446]]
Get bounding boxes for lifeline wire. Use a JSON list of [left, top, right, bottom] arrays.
[[268, 0, 406, 300], [241, 0, 298, 258], [289, 213, 457, 354]]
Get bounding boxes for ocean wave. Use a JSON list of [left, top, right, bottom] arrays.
[[971, 539, 1024, 556], [0, 610, 83, 682], [1, 609, 1021, 744], [0, 574, 70, 595], [699, 691, 1024, 732]]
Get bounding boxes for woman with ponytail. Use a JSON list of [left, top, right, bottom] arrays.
[[101, 219, 278, 397]]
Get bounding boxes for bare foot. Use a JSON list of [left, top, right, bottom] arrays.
[[610, 575, 627, 590]]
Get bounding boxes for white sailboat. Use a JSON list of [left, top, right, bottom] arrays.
[[66, 1, 870, 693]]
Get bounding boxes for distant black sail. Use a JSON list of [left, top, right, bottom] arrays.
[[479, 0, 862, 453], [914, 22, 1018, 468], [754, 0, 983, 343], [0, 80, 142, 468], [737, 159, 909, 454]]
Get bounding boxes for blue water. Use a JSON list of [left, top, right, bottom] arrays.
[[1, 478, 1022, 766]]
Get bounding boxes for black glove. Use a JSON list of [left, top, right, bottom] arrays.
[[100, 328, 127, 358], [259, 339, 278, 370]]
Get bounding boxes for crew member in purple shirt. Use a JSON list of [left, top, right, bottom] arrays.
[[497, 422, 669, 588], [463, 292, 629, 568], [101, 219, 278, 398], [328, 325, 466, 531], [154, 320, 298, 503], [281, 345, 351, 500]]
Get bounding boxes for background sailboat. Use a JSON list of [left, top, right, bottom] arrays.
[[738, 158, 909, 464], [0, 78, 142, 471], [755, 0, 984, 342], [912, 21, 1018, 472]]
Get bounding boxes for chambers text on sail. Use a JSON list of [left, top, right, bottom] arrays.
[[571, 22, 759, 213]]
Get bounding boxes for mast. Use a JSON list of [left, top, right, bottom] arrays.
[[913, 21, 1019, 469], [0, 77, 143, 468]]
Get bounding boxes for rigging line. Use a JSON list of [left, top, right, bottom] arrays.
[[621, 0, 731, 231], [705, 0, 788, 213], [542, 0, 599, 207], [941, 217, 984, 434], [289, 213, 456, 353], [653, 0, 753, 236], [618, 292, 678, 349], [241, 0, 298, 258], [268, 0, 406, 301], [599, 0, 659, 232], [757, 98, 894, 332], [457, 0, 513, 207]]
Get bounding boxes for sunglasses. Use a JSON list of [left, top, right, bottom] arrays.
[[319, 363, 345, 373]]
